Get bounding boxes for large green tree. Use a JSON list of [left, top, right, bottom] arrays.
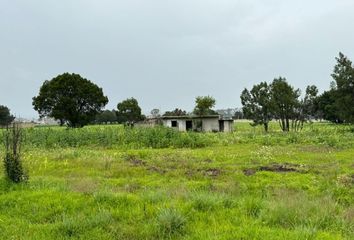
[[240, 82, 272, 132], [116, 97, 144, 123], [270, 77, 301, 132], [0, 105, 15, 126], [292, 85, 319, 131], [331, 52, 354, 123], [32, 73, 108, 128], [302, 85, 319, 120], [95, 110, 117, 124], [193, 96, 216, 116], [317, 88, 342, 123]]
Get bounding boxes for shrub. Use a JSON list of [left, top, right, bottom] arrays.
[[3, 123, 28, 183], [156, 208, 186, 237], [190, 192, 221, 211], [242, 197, 264, 218]]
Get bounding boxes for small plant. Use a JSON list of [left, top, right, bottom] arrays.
[[242, 197, 264, 218], [3, 123, 28, 183], [191, 192, 220, 211], [156, 208, 186, 237]]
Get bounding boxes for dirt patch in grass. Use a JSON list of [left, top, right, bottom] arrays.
[[243, 168, 257, 176], [185, 168, 221, 178], [147, 166, 166, 174], [259, 163, 300, 172], [203, 168, 221, 177], [125, 155, 178, 175], [124, 155, 147, 166], [337, 174, 354, 187], [343, 207, 354, 222], [130, 158, 146, 166], [124, 183, 141, 192], [244, 163, 308, 176], [203, 158, 213, 163]]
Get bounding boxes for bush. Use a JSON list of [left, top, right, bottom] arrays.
[[3, 123, 28, 183], [242, 197, 264, 218], [156, 208, 186, 237]]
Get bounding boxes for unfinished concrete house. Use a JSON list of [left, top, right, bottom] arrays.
[[161, 115, 233, 132]]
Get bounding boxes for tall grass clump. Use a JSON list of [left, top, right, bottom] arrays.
[[57, 211, 114, 238], [156, 208, 187, 238], [241, 196, 264, 218], [260, 190, 351, 234], [189, 192, 224, 212], [3, 123, 28, 183]]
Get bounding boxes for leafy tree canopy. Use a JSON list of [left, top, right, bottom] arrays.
[[331, 52, 354, 123], [116, 97, 144, 123], [317, 89, 342, 123], [302, 85, 319, 119], [0, 105, 15, 126], [95, 110, 117, 124], [32, 73, 108, 128], [241, 78, 307, 132], [193, 96, 216, 116], [270, 77, 301, 131], [240, 82, 272, 131]]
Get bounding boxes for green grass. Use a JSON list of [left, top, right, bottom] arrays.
[[0, 121, 353, 239]]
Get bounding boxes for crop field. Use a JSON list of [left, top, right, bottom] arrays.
[[0, 122, 353, 239]]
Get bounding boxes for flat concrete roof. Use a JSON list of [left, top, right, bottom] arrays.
[[161, 115, 234, 121], [161, 115, 219, 120]]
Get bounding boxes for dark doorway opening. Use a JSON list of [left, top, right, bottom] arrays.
[[186, 121, 193, 131], [219, 120, 224, 132]]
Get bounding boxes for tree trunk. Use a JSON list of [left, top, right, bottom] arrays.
[[281, 118, 286, 131], [264, 122, 269, 132], [285, 118, 290, 132]]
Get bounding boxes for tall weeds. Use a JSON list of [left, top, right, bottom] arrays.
[[3, 123, 28, 183], [10, 122, 354, 149]]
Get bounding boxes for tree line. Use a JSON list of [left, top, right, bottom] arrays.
[[88, 96, 216, 125], [30, 72, 217, 127], [240, 52, 354, 132], [241, 78, 317, 132], [1, 52, 353, 129]]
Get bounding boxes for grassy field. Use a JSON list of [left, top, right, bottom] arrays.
[[0, 122, 353, 239]]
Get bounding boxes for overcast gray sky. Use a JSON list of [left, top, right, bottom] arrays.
[[1, 0, 354, 118]]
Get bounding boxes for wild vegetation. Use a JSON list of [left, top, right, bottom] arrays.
[[32, 73, 109, 127], [0, 105, 14, 127], [0, 52, 353, 239], [3, 123, 27, 183], [0, 122, 353, 239], [241, 52, 354, 132]]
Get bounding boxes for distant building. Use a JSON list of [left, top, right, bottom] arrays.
[[161, 115, 233, 132]]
